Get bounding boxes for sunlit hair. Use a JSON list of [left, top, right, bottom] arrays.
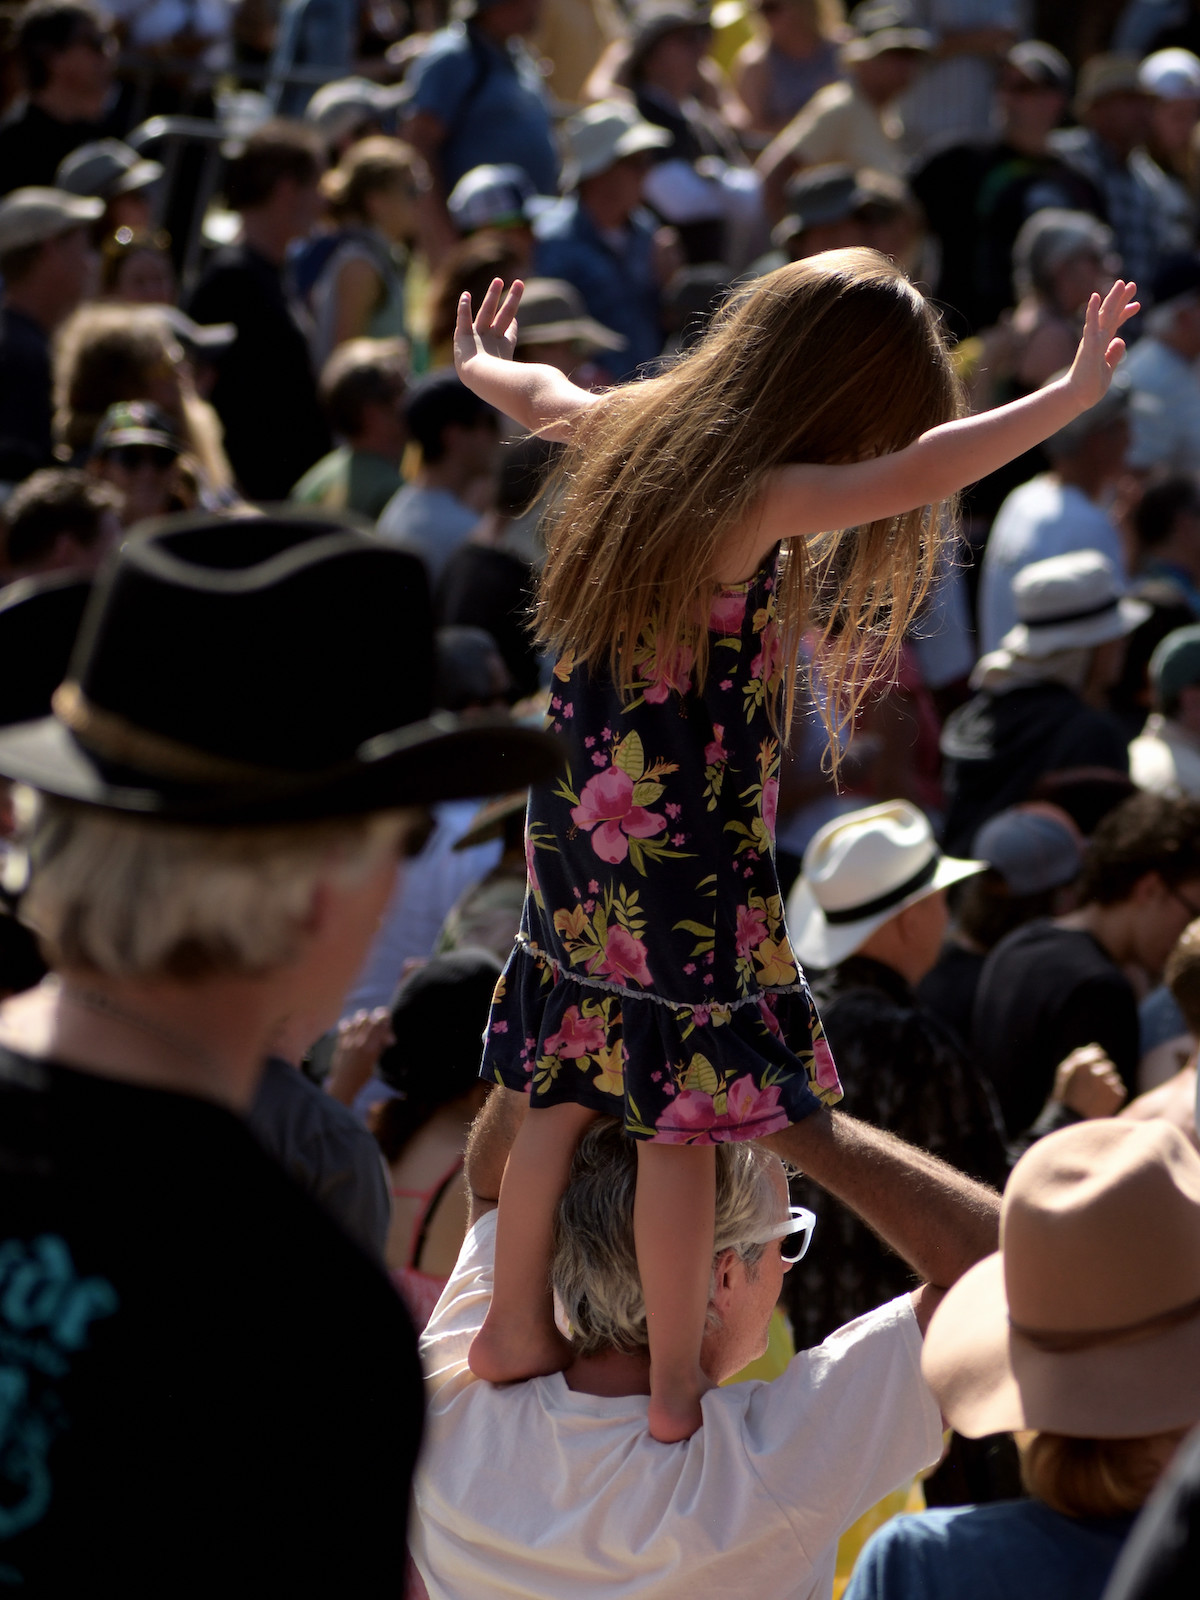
[[17, 794, 421, 980], [552, 1118, 780, 1357], [322, 135, 427, 223], [1020, 1431, 1181, 1520], [536, 249, 964, 748]]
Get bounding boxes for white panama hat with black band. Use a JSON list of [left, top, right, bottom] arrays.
[[786, 800, 986, 970], [999, 548, 1150, 660]]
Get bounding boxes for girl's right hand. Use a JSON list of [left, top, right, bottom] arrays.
[[1064, 278, 1140, 411], [454, 276, 524, 378]]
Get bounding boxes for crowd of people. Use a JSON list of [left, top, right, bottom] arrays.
[[5, 0, 1200, 1595]]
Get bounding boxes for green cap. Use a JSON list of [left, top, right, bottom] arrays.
[[1150, 623, 1200, 706]]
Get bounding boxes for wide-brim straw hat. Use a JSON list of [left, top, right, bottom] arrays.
[[923, 1119, 1200, 1439], [999, 548, 1150, 659], [786, 799, 985, 970]]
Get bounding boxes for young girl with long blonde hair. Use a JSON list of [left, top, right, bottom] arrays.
[[455, 250, 1136, 1442]]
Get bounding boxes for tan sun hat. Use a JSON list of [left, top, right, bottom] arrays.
[[923, 1119, 1200, 1440]]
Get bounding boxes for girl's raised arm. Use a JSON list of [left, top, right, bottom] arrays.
[[735, 279, 1140, 572], [453, 277, 602, 443]]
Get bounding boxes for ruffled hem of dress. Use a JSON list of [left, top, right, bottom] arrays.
[[481, 939, 843, 1143]]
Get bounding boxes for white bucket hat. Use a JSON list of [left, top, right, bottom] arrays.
[[562, 100, 671, 188], [999, 549, 1150, 660], [786, 800, 985, 970]]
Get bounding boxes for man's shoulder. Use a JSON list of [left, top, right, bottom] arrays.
[[983, 920, 1120, 993]]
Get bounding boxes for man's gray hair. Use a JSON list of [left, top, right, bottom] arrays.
[[551, 1119, 782, 1358]]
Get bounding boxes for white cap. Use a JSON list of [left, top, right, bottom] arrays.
[[0, 187, 103, 255], [562, 100, 671, 187], [786, 800, 985, 969], [1139, 48, 1200, 101]]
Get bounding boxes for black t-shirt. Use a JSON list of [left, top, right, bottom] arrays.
[[915, 940, 985, 1055], [0, 103, 106, 196], [0, 1048, 422, 1594], [0, 305, 53, 483], [971, 919, 1139, 1138], [184, 245, 329, 501], [940, 683, 1130, 858]]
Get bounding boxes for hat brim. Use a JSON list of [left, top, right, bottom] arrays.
[[1000, 595, 1151, 659], [567, 123, 672, 186], [843, 29, 933, 61], [0, 712, 564, 824], [112, 158, 164, 195], [923, 1252, 1200, 1439], [786, 854, 986, 971], [94, 429, 180, 453], [518, 316, 627, 352]]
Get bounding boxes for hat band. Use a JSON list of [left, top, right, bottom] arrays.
[[1023, 596, 1120, 630], [53, 682, 289, 786], [1010, 1290, 1200, 1354], [822, 852, 939, 925]]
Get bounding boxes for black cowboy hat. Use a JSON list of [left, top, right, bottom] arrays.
[[0, 510, 563, 822]]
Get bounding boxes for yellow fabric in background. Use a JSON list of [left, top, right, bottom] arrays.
[[709, 0, 757, 73], [724, 1305, 926, 1595]]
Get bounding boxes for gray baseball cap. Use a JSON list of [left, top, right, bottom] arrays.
[[971, 805, 1083, 896], [0, 187, 103, 255]]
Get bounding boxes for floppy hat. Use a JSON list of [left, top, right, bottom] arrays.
[[999, 549, 1150, 660], [515, 278, 626, 353], [91, 401, 183, 458], [786, 800, 985, 969], [627, 1, 711, 77], [304, 76, 409, 142], [1150, 622, 1200, 705], [562, 100, 671, 187], [842, 0, 932, 62], [55, 139, 163, 201], [0, 187, 103, 255], [923, 1119, 1200, 1439], [1138, 47, 1200, 102], [773, 163, 870, 247], [1004, 40, 1071, 94], [447, 163, 535, 233], [0, 510, 564, 823]]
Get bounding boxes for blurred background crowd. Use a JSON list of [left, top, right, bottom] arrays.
[[8, 0, 1200, 1590]]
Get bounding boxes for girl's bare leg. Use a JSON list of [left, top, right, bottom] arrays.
[[469, 1101, 597, 1383], [635, 1141, 717, 1443]]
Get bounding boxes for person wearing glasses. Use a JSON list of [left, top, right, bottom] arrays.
[[0, 1, 117, 197], [412, 1090, 1002, 1600]]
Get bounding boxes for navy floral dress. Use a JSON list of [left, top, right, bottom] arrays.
[[481, 550, 842, 1142]]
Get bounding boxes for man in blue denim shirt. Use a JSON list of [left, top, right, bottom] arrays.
[[534, 100, 672, 383], [405, 0, 557, 251]]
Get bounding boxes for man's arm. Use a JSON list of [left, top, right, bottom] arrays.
[[763, 1109, 1000, 1331], [464, 1085, 528, 1226]]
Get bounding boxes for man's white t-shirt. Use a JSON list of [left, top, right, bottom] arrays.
[[977, 474, 1127, 655], [413, 1212, 943, 1600]]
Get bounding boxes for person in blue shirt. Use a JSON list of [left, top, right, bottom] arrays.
[[404, 0, 557, 255], [533, 99, 673, 382], [844, 1117, 1200, 1600]]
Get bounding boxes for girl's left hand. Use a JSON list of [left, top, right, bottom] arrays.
[[1065, 278, 1140, 410], [454, 276, 524, 378]]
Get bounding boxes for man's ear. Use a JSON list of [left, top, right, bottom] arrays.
[[709, 1247, 740, 1318], [1132, 870, 1167, 907]]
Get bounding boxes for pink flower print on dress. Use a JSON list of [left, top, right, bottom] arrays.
[[570, 767, 666, 864], [751, 626, 782, 686], [642, 641, 695, 705], [543, 1006, 607, 1059], [589, 924, 653, 987], [761, 776, 779, 839], [704, 725, 727, 766], [813, 1036, 841, 1093], [708, 591, 747, 634], [655, 1075, 790, 1143], [735, 903, 769, 958]]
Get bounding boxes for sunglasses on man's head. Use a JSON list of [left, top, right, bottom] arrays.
[[744, 1204, 816, 1265]]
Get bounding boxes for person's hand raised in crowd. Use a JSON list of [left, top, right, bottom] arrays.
[[325, 1007, 394, 1107], [1051, 1044, 1128, 1120], [1064, 279, 1140, 411], [454, 276, 525, 379]]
